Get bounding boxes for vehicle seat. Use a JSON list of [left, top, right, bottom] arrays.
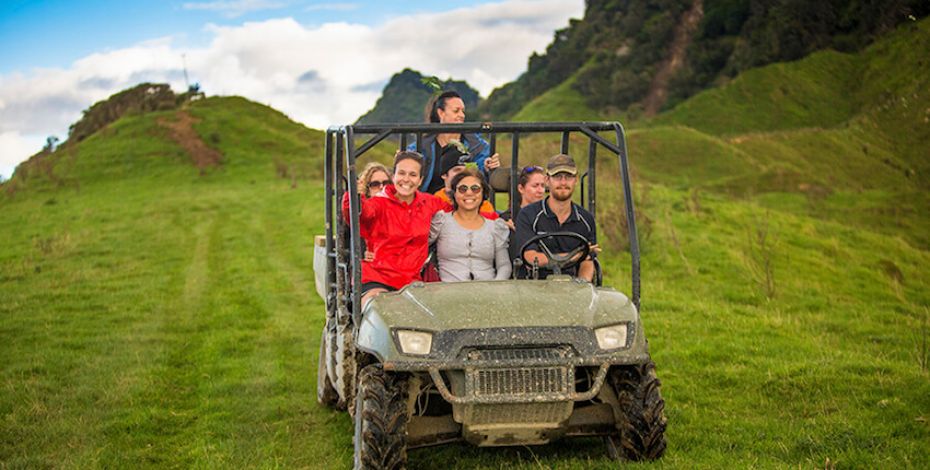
[[420, 243, 441, 282]]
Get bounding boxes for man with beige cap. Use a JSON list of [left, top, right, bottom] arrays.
[[512, 154, 599, 282]]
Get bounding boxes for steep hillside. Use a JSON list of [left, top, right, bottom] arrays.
[[355, 68, 480, 124], [650, 50, 860, 135], [652, 23, 925, 172], [604, 17, 929, 253], [481, 0, 929, 119], [510, 74, 602, 122], [68, 83, 183, 144]]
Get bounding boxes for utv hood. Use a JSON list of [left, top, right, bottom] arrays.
[[356, 278, 647, 367], [367, 278, 636, 331]]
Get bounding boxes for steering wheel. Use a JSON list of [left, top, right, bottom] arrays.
[[519, 231, 591, 276]]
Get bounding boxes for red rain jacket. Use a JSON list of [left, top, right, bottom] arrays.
[[342, 185, 500, 290], [343, 185, 450, 290]]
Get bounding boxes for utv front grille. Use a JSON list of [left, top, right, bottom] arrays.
[[463, 347, 574, 398], [466, 347, 570, 362], [475, 368, 567, 396]]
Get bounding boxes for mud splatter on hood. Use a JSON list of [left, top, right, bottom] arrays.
[[369, 279, 635, 331]]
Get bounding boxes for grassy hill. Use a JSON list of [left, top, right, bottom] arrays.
[[510, 74, 603, 122], [2, 18, 930, 469], [481, 0, 929, 120], [636, 17, 930, 250]]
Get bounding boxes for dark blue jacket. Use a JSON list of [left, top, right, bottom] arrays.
[[407, 133, 491, 193]]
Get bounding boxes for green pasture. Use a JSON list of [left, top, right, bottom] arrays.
[[2, 156, 928, 468]]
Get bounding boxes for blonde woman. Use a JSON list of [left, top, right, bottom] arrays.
[[357, 162, 392, 197], [356, 162, 392, 262]]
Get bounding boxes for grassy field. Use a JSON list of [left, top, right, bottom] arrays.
[[3, 18, 930, 470], [2, 123, 928, 469]]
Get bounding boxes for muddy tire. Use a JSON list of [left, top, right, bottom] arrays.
[[353, 364, 409, 470], [335, 319, 357, 412], [316, 328, 339, 407], [605, 361, 667, 461]]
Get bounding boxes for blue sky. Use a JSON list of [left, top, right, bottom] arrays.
[[0, 0, 584, 179], [0, 1, 508, 74]]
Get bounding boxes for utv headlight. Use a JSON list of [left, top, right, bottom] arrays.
[[395, 330, 433, 355], [595, 324, 629, 350]]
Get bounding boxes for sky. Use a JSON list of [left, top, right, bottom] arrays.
[[0, 0, 585, 179]]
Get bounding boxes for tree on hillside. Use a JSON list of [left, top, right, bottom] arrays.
[[44, 136, 59, 153], [68, 83, 177, 143], [481, 0, 930, 118]]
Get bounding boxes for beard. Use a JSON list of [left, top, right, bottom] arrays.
[[551, 187, 573, 202]]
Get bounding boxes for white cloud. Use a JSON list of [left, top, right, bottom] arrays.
[[305, 3, 358, 12], [183, 0, 287, 18], [0, 0, 584, 178], [0, 132, 45, 180]]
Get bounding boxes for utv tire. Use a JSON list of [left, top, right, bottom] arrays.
[[605, 361, 667, 461], [353, 364, 409, 470], [335, 320, 357, 412], [316, 328, 339, 407]]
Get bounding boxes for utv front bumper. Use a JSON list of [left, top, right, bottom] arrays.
[[368, 326, 649, 404]]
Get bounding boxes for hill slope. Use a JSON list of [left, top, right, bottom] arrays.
[[628, 17, 930, 249], [4, 93, 399, 195], [481, 0, 929, 119]]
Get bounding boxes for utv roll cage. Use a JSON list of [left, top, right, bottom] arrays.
[[322, 122, 640, 321]]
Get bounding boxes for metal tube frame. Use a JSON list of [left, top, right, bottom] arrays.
[[323, 129, 336, 319], [323, 121, 642, 325]]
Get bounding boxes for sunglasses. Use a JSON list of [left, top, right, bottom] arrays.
[[456, 184, 483, 194], [521, 165, 544, 175], [367, 179, 391, 189]]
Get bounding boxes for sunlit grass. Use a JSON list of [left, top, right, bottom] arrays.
[[3, 167, 927, 467]]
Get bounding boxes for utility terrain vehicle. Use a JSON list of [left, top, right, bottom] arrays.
[[313, 122, 666, 469]]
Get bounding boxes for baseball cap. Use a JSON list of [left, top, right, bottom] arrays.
[[546, 153, 577, 176], [439, 143, 469, 176]]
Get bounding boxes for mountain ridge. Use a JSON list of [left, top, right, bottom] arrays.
[[354, 68, 480, 124], [479, 0, 930, 120]]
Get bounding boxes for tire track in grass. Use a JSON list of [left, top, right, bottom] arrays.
[[107, 213, 215, 467], [0, 188, 213, 467], [175, 185, 351, 466], [186, 207, 274, 465], [250, 192, 355, 466]]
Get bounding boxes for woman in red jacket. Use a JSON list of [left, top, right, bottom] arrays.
[[344, 151, 450, 308]]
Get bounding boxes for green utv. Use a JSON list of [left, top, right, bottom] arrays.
[[313, 122, 666, 469]]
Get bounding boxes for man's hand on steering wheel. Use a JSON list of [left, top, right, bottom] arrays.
[[519, 231, 592, 276]]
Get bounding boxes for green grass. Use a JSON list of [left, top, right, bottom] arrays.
[[1, 174, 349, 467], [511, 74, 603, 122], [3, 152, 928, 468], [650, 49, 861, 136], [3, 18, 930, 469]]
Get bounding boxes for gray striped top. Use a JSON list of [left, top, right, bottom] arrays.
[[429, 212, 512, 282]]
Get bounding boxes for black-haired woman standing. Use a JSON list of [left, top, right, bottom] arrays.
[[409, 90, 500, 193]]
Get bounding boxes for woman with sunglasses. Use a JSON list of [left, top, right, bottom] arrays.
[[430, 167, 511, 282], [357, 162, 392, 197], [355, 162, 392, 261]]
